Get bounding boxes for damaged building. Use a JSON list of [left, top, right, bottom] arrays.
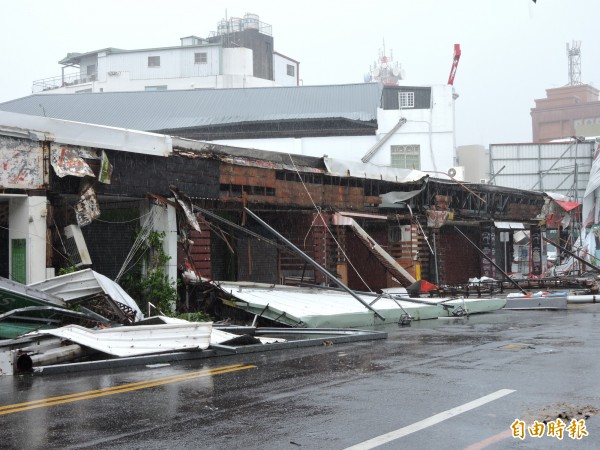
[[0, 111, 548, 316]]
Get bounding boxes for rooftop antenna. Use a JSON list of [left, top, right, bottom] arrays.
[[566, 41, 582, 86], [225, 9, 229, 47]]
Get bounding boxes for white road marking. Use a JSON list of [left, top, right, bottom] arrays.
[[344, 389, 515, 450]]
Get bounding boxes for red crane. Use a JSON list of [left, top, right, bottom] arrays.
[[447, 43, 461, 85]]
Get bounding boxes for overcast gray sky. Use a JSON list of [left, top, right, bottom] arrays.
[[0, 0, 598, 147]]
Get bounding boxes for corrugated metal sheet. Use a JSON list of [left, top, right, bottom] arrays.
[[324, 157, 428, 183], [29, 269, 144, 321], [0, 83, 381, 132], [215, 282, 506, 328], [33, 322, 212, 356], [490, 142, 594, 199], [0, 277, 65, 313]]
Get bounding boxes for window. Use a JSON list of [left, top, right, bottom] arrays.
[[398, 91, 415, 108], [195, 52, 207, 64], [145, 85, 167, 91], [391, 145, 420, 169], [148, 56, 160, 67], [86, 64, 96, 75], [286, 64, 295, 77], [389, 226, 402, 243]]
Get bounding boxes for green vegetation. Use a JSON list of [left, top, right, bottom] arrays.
[[121, 230, 177, 315]]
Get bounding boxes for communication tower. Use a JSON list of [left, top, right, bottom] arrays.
[[364, 41, 404, 86], [566, 41, 582, 86]]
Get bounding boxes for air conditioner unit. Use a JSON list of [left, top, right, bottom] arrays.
[[447, 166, 465, 181], [63, 225, 92, 267]]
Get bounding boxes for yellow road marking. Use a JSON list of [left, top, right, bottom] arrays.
[[0, 363, 255, 415], [0, 363, 245, 410]]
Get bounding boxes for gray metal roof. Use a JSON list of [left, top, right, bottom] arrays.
[[58, 48, 123, 65], [0, 83, 381, 133]]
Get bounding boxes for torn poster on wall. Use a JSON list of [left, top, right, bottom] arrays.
[[74, 185, 100, 227], [0, 136, 44, 189], [98, 150, 113, 184], [51, 143, 95, 178], [49, 144, 113, 183]]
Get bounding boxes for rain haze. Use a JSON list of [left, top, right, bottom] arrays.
[[0, 0, 598, 147]]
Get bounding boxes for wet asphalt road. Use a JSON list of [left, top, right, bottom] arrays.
[[1, 304, 599, 450]]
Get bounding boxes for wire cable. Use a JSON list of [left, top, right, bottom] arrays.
[[287, 153, 373, 292]]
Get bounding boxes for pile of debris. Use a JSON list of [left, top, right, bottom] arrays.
[[0, 270, 284, 376]]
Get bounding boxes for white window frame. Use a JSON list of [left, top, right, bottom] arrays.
[[398, 91, 415, 108], [391, 144, 420, 169]]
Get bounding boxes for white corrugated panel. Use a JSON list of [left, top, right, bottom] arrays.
[[33, 322, 212, 356], [324, 157, 428, 183], [494, 221, 525, 229], [29, 269, 144, 321], [490, 142, 594, 200], [215, 282, 506, 328]]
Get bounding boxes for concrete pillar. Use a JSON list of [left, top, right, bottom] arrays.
[[8, 195, 48, 284], [151, 202, 178, 312]]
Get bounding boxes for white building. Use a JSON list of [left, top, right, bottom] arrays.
[[32, 13, 299, 95], [457, 144, 489, 183]]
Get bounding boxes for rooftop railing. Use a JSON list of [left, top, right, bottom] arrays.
[[32, 72, 97, 92]]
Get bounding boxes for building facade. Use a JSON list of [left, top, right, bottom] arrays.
[[531, 84, 600, 142], [32, 13, 299, 95], [1, 111, 546, 296]]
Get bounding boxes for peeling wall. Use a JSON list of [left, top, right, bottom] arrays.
[[0, 136, 44, 189]]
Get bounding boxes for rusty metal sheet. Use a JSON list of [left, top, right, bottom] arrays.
[[221, 155, 324, 173], [0, 136, 44, 189]]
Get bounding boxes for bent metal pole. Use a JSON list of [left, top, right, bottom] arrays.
[[543, 236, 600, 274], [244, 207, 385, 321]]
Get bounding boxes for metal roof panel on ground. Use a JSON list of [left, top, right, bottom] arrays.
[[0, 277, 65, 313], [30, 322, 212, 357], [0, 83, 381, 132], [29, 269, 144, 321], [213, 282, 506, 328]]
